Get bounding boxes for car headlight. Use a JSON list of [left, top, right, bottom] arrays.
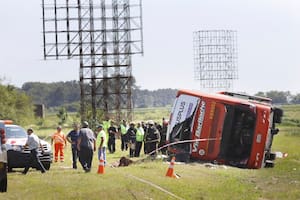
[[6, 144, 23, 151], [12, 145, 22, 151]]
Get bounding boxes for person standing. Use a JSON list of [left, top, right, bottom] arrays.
[[145, 120, 160, 157], [108, 121, 117, 153], [102, 117, 111, 138], [66, 123, 80, 169], [0, 125, 7, 192], [96, 125, 107, 164], [51, 126, 67, 162], [159, 118, 168, 154], [134, 122, 144, 157], [77, 121, 96, 172], [141, 121, 148, 154], [22, 128, 46, 174], [119, 120, 128, 151], [126, 123, 137, 157]]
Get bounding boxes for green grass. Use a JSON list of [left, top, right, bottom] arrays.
[[1, 106, 300, 199]]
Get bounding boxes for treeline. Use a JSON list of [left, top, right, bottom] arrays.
[[255, 91, 300, 104], [2, 80, 300, 123], [21, 81, 177, 110], [21, 81, 300, 109]]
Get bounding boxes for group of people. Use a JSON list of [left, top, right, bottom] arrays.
[[119, 118, 168, 158], [22, 118, 169, 174]]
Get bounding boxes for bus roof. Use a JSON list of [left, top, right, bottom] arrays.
[[176, 89, 272, 107]]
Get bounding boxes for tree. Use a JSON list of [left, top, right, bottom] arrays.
[[255, 91, 291, 104], [56, 107, 68, 125], [291, 94, 300, 104], [0, 83, 34, 125], [266, 91, 290, 104]]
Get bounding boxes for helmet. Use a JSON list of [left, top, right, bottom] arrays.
[[82, 121, 89, 128], [148, 120, 154, 125]]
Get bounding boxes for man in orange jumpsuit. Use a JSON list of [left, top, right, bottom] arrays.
[[51, 126, 67, 162]]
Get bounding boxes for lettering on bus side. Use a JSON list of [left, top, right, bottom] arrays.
[[175, 101, 186, 125], [192, 100, 206, 153]]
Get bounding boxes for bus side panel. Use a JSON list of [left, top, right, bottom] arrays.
[[206, 103, 225, 160], [191, 98, 219, 160], [191, 98, 208, 159]]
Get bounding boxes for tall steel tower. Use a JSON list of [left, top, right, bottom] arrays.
[[42, 0, 143, 125], [193, 30, 238, 91]]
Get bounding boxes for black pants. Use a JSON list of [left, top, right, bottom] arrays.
[[147, 142, 158, 156], [121, 135, 128, 151], [78, 146, 93, 172], [108, 138, 115, 153], [134, 141, 143, 157], [71, 146, 78, 169], [0, 162, 7, 192], [23, 149, 46, 174], [129, 147, 135, 158]]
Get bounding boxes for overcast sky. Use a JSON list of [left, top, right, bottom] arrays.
[[0, 0, 299, 95]]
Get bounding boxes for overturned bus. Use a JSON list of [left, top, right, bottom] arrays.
[[166, 89, 283, 169]]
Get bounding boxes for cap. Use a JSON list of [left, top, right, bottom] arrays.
[[148, 120, 154, 125]]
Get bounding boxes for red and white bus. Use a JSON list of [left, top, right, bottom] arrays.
[[166, 89, 283, 169]]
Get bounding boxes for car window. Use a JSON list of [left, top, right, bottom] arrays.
[[5, 126, 27, 139]]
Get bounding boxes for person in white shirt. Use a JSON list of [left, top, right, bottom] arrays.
[[22, 128, 46, 174]]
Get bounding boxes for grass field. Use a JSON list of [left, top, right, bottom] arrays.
[[1, 105, 300, 199]]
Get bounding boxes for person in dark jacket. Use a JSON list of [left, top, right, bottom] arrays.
[[108, 121, 117, 153], [66, 123, 80, 169], [126, 123, 137, 157], [0, 125, 7, 192], [158, 118, 168, 154], [144, 120, 160, 157]]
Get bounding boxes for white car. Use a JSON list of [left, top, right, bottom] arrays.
[[4, 123, 52, 171]]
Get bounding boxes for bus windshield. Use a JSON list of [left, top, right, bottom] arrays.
[[167, 94, 199, 156]]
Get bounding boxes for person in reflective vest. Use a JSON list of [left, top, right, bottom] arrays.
[[119, 120, 128, 151], [134, 122, 144, 157], [96, 125, 107, 164], [102, 118, 111, 147], [51, 126, 67, 162]]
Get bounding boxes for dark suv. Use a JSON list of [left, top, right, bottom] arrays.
[[2, 121, 52, 171]]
